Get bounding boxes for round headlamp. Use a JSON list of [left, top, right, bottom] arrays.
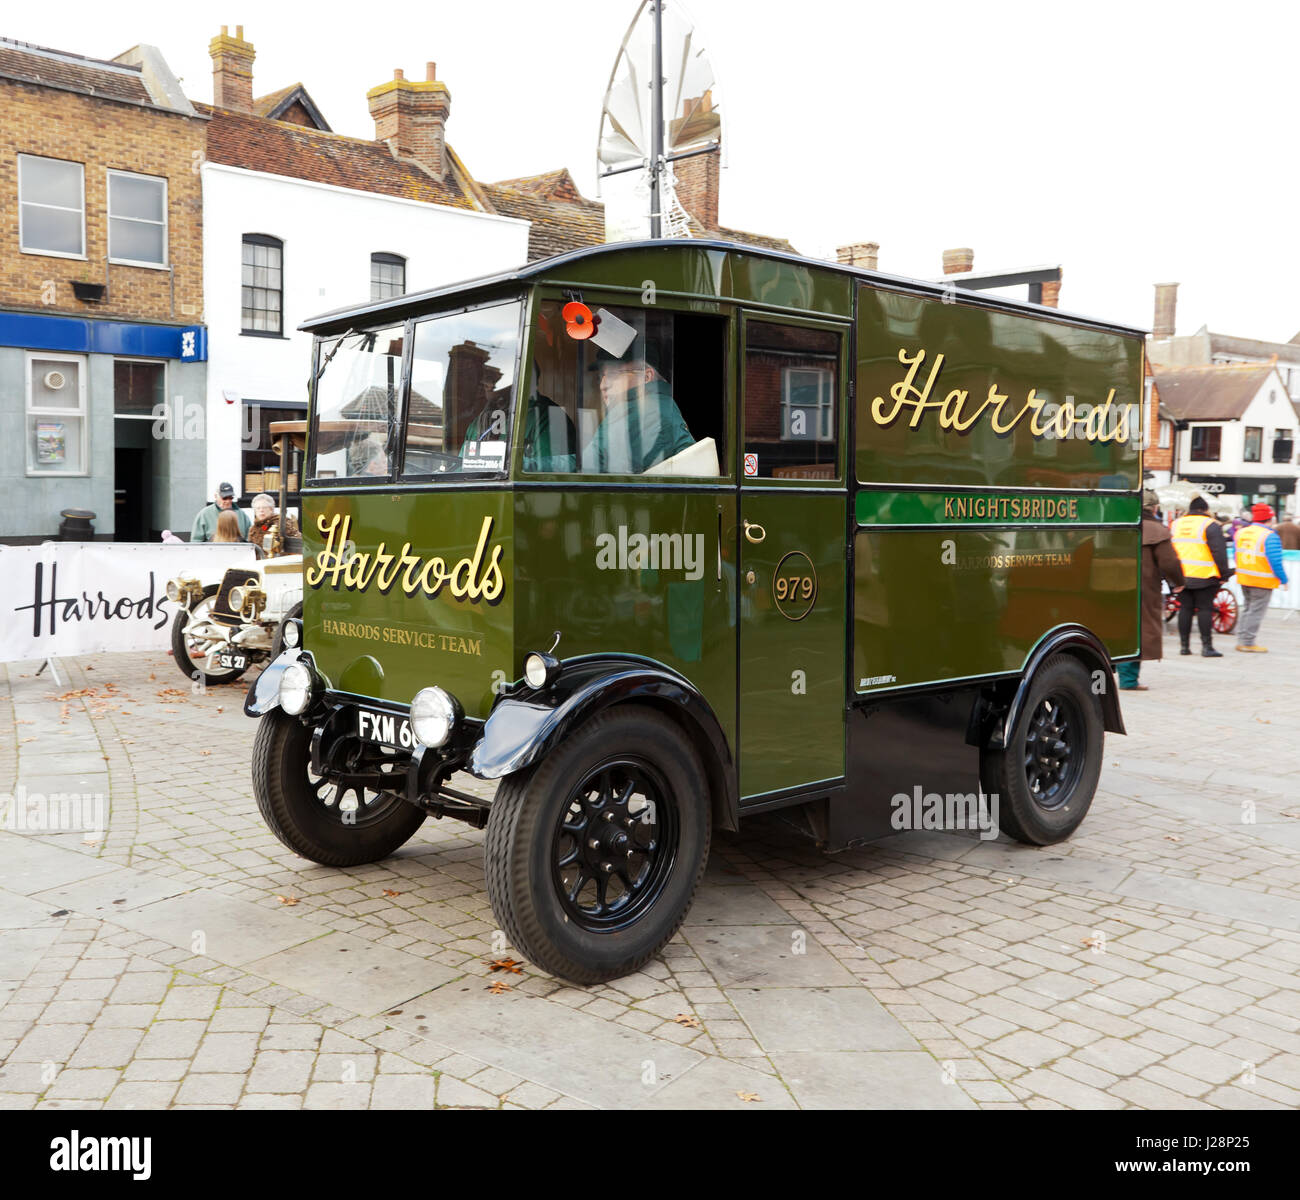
[[165, 580, 180, 602], [278, 661, 315, 716], [229, 586, 246, 611], [410, 686, 461, 749], [282, 619, 301, 649], [524, 652, 560, 691]]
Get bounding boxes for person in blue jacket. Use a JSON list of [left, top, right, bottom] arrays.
[[1234, 504, 1289, 653]]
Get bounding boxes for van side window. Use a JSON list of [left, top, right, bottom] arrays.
[[524, 301, 726, 477], [309, 325, 405, 480], [743, 323, 840, 480]]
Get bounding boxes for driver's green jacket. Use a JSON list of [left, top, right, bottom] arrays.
[[533, 381, 694, 474]]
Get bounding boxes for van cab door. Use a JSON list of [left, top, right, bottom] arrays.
[[737, 315, 848, 801]]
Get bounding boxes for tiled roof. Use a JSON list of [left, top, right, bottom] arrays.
[[485, 171, 798, 262], [253, 83, 331, 131], [0, 39, 151, 105], [199, 104, 476, 210], [1151, 363, 1278, 421], [483, 184, 606, 262]]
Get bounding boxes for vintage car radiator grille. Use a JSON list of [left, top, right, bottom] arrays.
[[212, 568, 260, 627]]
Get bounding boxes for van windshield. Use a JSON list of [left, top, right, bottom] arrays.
[[307, 299, 523, 482]]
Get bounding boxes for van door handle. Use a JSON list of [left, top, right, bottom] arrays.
[[743, 520, 766, 544]]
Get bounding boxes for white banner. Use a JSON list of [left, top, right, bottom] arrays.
[[0, 542, 258, 664]]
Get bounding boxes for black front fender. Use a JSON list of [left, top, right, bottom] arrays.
[[244, 648, 310, 717], [469, 656, 739, 832]]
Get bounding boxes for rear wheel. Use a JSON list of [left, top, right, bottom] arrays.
[[484, 706, 711, 984], [983, 655, 1103, 846], [252, 709, 426, 866], [1213, 588, 1238, 634], [171, 584, 247, 685]]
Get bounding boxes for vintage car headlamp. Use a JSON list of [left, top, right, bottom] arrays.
[[282, 619, 301, 649], [165, 579, 181, 602], [278, 661, 316, 716], [524, 652, 561, 690], [410, 686, 461, 749], [229, 586, 247, 612]]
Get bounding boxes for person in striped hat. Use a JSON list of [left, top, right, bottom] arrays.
[[1234, 503, 1289, 653]]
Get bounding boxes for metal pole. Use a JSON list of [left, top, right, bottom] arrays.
[[649, 0, 665, 238]]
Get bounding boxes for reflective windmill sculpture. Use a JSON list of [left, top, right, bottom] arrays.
[[597, 0, 723, 241]]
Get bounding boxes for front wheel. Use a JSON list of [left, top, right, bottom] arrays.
[[982, 655, 1104, 846], [171, 584, 247, 685], [252, 709, 426, 866], [484, 706, 711, 984]]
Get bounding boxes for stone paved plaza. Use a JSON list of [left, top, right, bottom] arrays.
[[2, 615, 1299, 1110]]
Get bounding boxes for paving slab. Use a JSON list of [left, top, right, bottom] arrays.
[[684, 925, 858, 987], [632, 1053, 798, 1109], [0, 888, 71, 930], [0, 927, 61, 981], [683, 884, 798, 927], [726, 986, 921, 1053], [244, 931, 459, 1015], [112, 891, 330, 967], [769, 1051, 977, 1109], [32, 869, 193, 916], [392, 983, 702, 1107], [0, 832, 118, 892]]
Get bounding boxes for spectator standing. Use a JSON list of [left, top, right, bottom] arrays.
[[1235, 504, 1289, 653], [1278, 513, 1300, 551], [1118, 489, 1185, 691], [191, 483, 250, 542], [1170, 495, 1229, 657]]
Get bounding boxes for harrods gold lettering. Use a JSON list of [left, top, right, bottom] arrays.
[[306, 513, 505, 603], [872, 349, 1131, 442]]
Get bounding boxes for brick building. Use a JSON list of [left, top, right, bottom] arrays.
[[0, 38, 208, 542]]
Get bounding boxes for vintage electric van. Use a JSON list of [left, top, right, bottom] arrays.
[[246, 240, 1142, 983]]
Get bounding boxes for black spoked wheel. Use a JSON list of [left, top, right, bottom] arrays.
[[485, 706, 710, 984], [983, 654, 1103, 846], [553, 760, 680, 932], [252, 709, 426, 867], [1023, 694, 1085, 811]]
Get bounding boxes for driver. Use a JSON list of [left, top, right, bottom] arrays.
[[534, 343, 694, 475]]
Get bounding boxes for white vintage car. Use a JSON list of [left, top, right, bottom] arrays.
[[165, 553, 303, 685]]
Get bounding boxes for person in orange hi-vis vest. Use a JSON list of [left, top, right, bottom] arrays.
[[1170, 495, 1230, 657], [1234, 503, 1289, 653]]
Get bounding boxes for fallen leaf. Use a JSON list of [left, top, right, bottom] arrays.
[[21, 737, 36, 743], [275, 895, 300, 906], [149, 673, 156, 681], [736, 1091, 761, 1103], [1163, 835, 1181, 842], [383, 888, 402, 898], [673, 1014, 701, 1028], [1081, 936, 1104, 950], [386, 1009, 403, 1016], [199, 750, 211, 756], [216, 706, 224, 713], [486, 980, 512, 995], [487, 958, 524, 974]]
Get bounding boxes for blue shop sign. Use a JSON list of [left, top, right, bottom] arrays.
[[0, 311, 207, 361]]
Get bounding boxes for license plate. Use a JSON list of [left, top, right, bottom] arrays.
[[215, 651, 247, 670], [356, 708, 413, 749]]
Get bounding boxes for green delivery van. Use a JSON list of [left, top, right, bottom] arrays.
[[245, 240, 1143, 983]]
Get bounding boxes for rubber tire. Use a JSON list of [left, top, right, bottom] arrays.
[[484, 706, 711, 984], [983, 654, 1104, 846], [252, 708, 427, 867], [171, 584, 248, 685], [270, 601, 304, 659]]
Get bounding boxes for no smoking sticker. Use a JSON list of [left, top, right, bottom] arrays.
[[743, 453, 759, 477]]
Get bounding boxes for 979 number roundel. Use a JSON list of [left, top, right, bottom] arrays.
[[357, 708, 414, 749]]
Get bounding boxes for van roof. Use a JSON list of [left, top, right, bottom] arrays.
[[299, 238, 1147, 340]]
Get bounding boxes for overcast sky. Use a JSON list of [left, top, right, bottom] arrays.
[[9, 0, 1299, 341]]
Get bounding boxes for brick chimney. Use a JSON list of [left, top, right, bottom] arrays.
[[1153, 282, 1179, 339], [942, 247, 974, 275], [836, 242, 880, 271], [670, 91, 721, 228], [367, 63, 451, 181], [1040, 278, 1062, 308], [209, 25, 255, 113]]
